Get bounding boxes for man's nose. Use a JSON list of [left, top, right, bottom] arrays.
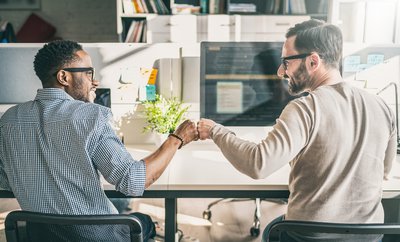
[[92, 79, 100, 87], [277, 64, 285, 78]]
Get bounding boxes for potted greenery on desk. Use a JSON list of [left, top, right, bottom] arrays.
[[142, 94, 189, 145]]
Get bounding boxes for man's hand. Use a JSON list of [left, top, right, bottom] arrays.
[[174, 119, 198, 147], [89, 80, 100, 103], [197, 118, 216, 140]]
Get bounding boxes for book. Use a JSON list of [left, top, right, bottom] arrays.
[[124, 21, 137, 42], [218, 0, 226, 14], [273, 0, 281, 14], [141, 21, 147, 42], [157, 0, 170, 14], [289, 0, 306, 14], [133, 21, 143, 42], [209, 0, 215, 14], [153, 0, 163, 14], [200, 0, 208, 13], [264, 0, 275, 14], [140, 0, 149, 13], [122, 0, 135, 14], [143, 0, 154, 13], [132, 0, 143, 13], [149, 0, 158, 13], [214, 0, 220, 14]]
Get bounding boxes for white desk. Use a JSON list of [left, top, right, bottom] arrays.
[[1, 143, 400, 242], [124, 143, 400, 193], [106, 143, 292, 241], [119, 143, 400, 241]]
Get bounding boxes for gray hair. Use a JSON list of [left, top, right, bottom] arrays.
[[286, 19, 343, 70]]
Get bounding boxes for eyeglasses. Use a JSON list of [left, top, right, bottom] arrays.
[[53, 67, 95, 81], [281, 53, 312, 70]]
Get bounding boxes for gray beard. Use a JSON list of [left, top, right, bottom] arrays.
[[288, 61, 311, 96]]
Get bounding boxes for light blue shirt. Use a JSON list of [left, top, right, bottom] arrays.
[[0, 88, 146, 216]]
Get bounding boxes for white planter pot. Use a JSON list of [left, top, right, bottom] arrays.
[[153, 133, 169, 146]]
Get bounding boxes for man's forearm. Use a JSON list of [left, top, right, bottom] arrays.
[[142, 136, 181, 188]]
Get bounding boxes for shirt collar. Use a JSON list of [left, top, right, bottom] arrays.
[[35, 88, 74, 101]]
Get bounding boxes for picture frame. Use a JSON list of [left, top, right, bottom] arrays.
[[0, 0, 41, 10]]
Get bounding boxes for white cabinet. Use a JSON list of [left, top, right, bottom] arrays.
[[117, 0, 319, 43], [197, 15, 237, 42], [329, 0, 400, 43], [237, 15, 310, 41], [147, 15, 197, 43], [146, 14, 309, 43], [147, 15, 237, 43], [118, 0, 312, 44]]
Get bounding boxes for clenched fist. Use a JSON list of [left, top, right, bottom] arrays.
[[197, 118, 216, 140], [173, 119, 198, 148]]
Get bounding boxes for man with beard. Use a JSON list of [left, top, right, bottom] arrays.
[[0, 40, 198, 241], [197, 19, 396, 241]]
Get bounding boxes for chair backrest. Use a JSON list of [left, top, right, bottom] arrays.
[[265, 220, 400, 242], [5, 210, 143, 242]]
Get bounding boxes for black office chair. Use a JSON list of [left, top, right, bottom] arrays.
[[5, 210, 143, 242], [202, 198, 287, 236], [263, 220, 400, 242]]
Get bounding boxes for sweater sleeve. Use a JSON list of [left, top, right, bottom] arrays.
[[210, 98, 313, 179], [383, 107, 397, 179]]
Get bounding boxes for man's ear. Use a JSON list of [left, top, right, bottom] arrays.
[[56, 70, 69, 87], [309, 53, 320, 70]]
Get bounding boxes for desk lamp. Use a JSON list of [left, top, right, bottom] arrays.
[[376, 82, 400, 154]]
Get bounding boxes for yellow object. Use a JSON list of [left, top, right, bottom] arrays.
[[147, 68, 158, 85]]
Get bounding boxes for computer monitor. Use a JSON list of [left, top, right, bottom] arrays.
[[200, 42, 297, 126], [94, 88, 111, 108]]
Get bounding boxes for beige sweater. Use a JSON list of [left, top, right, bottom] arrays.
[[211, 82, 396, 223]]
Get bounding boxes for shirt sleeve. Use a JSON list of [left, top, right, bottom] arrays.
[[0, 156, 11, 191], [90, 110, 146, 196], [0, 128, 11, 190], [211, 98, 312, 179]]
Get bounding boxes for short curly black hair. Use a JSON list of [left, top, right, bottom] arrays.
[[33, 40, 83, 87]]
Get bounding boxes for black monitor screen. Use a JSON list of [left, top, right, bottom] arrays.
[[200, 42, 297, 126], [94, 88, 111, 108]]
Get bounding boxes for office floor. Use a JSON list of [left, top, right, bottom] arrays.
[[0, 198, 287, 242]]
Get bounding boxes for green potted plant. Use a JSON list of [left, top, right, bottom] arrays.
[[142, 94, 189, 144]]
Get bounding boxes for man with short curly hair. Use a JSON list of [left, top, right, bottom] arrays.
[[0, 40, 198, 241]]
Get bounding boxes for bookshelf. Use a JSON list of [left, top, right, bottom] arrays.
[[117, 0, 171, 42], [175, 0, 329, 17], [117, 0, 329, 43]]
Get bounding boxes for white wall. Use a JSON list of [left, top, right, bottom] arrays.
[[0, 0, 118, 42]]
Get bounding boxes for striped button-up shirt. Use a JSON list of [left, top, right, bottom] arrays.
[[0, 88, 146, 241]]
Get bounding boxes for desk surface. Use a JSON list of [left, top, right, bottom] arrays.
[[123, 142, 400, 197], [1, 142, 400, 197]]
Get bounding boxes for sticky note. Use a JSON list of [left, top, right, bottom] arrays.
[[367, 54, 384, 65], [146, 85, 156, 101], [343, 55, 361, 73], [148, 69, 158, 85]]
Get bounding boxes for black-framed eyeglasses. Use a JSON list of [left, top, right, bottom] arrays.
[[53, 67, 95, 81], [281, 53, 312, 70]]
